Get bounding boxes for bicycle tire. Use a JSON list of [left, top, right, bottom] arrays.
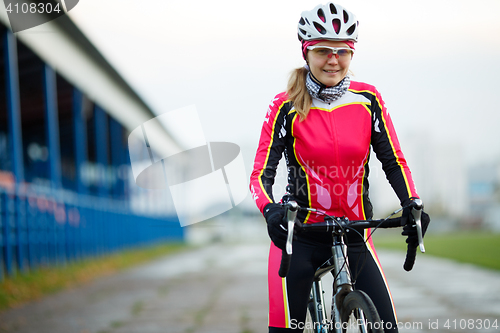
[[340, 290, 384, 333]]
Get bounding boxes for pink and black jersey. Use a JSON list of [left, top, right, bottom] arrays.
[[250, 80, 418, 222]]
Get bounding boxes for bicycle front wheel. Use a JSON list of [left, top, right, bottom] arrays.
[[340, 290, 384, 333]]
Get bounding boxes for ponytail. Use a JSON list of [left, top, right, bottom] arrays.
[[286, 67, 312, 121]]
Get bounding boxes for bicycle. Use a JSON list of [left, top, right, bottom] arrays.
[[278, 200, 426, 333]]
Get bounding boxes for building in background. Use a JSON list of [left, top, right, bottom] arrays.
[[0, 6, 183, 280]]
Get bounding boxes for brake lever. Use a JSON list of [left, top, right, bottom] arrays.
[[411, 198, 425, 253], [285, 201, 299, 255]]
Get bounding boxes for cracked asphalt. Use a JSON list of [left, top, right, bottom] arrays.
[[1, 223, 499, 333]]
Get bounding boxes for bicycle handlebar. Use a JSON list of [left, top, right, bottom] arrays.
[[278, 201, 425, 277]]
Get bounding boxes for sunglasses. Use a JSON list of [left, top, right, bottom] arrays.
[[306, 46, 354, 59]]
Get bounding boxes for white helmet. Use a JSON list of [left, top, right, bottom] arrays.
[[298, 2, 359, 42]]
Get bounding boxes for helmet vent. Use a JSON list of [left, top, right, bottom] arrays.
[[317, 9, 326, 23], [329, 3, 337, 14], [346, 23, 356, 36], [332, 19, 340, 34], [298, 3, 358, 43], [313, 22, 326, 34]]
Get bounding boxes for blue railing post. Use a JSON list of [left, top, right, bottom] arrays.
[[4, 195, 14, 276], [15, 194, 27, 272], [26, 195, 37, 269], [0, 192, 6, 280]]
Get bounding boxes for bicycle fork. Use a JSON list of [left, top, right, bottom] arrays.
[[331, 234, 353, 333], [310, 279, 329, 332]]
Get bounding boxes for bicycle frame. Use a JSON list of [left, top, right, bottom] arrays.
[[308, 230, 356, 333], [280, 200, 426, 333]]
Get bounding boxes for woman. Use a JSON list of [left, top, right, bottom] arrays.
[[249, 2, 429, 332]]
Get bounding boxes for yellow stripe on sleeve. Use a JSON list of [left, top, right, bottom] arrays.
[[290, 113, 313, 223], [257, 99, 289, 203], [358, 88, 413, 197]]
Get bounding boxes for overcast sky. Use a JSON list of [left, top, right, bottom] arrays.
[[68, 0, 500, 164], [66, 0, 500, 212]]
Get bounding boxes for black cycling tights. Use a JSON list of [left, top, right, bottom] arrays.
[[268, 235, 399, 333]]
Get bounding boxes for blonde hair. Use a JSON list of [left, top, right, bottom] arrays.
[[286, 67, 312, 121], [286, 67, 355, 121]]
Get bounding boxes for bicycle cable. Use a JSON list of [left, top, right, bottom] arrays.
[[300, 208, 362, 285], [346, 206, 405, 283], [297, 204, 407, 286]]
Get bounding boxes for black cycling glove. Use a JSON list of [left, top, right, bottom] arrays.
[[401, 199, 431, 247], [263, 203, 287, 250]]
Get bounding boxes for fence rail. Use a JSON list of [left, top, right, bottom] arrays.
[[0, 188, 183, 280]]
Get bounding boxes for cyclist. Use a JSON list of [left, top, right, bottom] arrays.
[[249, 2, 430, 332]]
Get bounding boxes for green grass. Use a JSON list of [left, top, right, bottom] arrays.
[[0, 242, 187, 312], [373, 231, 500, 271]]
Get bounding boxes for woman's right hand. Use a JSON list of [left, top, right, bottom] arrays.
[[263, 203, 287, 250]]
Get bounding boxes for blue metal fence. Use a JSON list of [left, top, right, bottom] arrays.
[[0, 188, 183, 280]]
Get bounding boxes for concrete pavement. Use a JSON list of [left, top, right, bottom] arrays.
[[0, 241, 270, 333], [1, 228, 499, 333], [379, 250, 500, 333]]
